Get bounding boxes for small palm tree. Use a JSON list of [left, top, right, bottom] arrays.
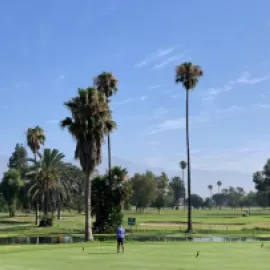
[[217, 181, 222, 193], [27, 149, 67, 218], [61, 87, 116, 241], [93, 72, 118, 184], [175, 62, 203, 232], [179, 161, 187, 210], [26, 126, 46, 225]]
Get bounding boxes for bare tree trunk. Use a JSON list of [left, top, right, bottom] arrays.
[[186, 89, 192, 233], [84, 170, 93, 241]]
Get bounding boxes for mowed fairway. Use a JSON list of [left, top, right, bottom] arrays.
[[0, 242, 269, 270]]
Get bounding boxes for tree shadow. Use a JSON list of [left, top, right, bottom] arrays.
[[0, 220, 32, 225], [87, 252, 117, 255]]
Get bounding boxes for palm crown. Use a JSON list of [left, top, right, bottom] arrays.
[[60, 87, 116, 172], [176, 62, 203, 90]]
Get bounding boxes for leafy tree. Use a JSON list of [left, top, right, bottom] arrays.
[[0, 169, 24, 217], [179, 161, 187, 210], [207, 185, 213, 209], [153, 172, 169, 213], [8, 143, 28, 177], [212, 193, 228, 210], [190, 194, 204, 209], [131, 171, 156, 212], [217, 181, 222, 193], [227, 187, 240, 209], [92, 166, 127, 233], [60, 164, 85, 213], [175, 62, 203, 232], [169, 177, 185, 209], [253, 160, 270, 206], [61, 87, 115, 241], [94, 72, 118, 184]]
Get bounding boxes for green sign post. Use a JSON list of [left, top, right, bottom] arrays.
[[128, 217, 136, 226]]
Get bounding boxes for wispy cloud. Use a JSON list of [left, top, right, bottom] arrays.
[[205, 72, 270, 98], [148, 141, 159, 145], [114, 98, 133, 105], [146, 113, 209, 135], [58, 75, 65, 80], [153, 52, 187, 70], [252, 103, 270, 109], [103, 7, 116, 15], [134, 46, 177, 68], [171, 94, 181, 98], [146, 117, 186, 135], [47, 119, 59, 124], [140, 96, 148, 101], [148, 107, 170, 120], [148, 85, 163, 90]]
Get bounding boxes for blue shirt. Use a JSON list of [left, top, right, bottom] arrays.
[[116, 226, 125, 239]]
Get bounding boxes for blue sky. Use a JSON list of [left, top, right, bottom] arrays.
[[0, 0, 270, 194]]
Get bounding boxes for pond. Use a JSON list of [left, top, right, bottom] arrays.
[[0, 235, 267, 245]]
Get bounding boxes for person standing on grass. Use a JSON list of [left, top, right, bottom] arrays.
[[116, 225, 125, 253]]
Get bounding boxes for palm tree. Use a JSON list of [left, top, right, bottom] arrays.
[[26, 126, 46, 225], [26, 126, 46, 163], [27, 149, 67, 218], [61, 87, 116, 241], [208, 185, 213, 209], [217, 181, 222, 194], [179, 161, 187, 210], [93, 72, 118, 184], [175, 62, 203, 232]]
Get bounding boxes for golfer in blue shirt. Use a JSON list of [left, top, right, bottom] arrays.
[[116, 225, 125, 253]]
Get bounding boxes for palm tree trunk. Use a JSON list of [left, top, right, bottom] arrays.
[[34, 153, 40, 225], [107, 133, 112, 184], [35, 202, 40, 225], [186, 89, 192, 233], [84, 169, 93, 241], [57, 198, 61, 220]]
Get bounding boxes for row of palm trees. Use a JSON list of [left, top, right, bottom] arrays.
[[208, 181, 223, 196], [25, 64, 204, 239]]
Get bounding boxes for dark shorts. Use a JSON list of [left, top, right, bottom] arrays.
[[117, 238, 124, 245]]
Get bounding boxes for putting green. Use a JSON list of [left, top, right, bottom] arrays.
[[0, 242, 269, 269]]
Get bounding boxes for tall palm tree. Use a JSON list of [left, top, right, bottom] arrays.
[[26, 126, 46, 163], [61, 87, 116, 241], [175, 62, 203, 232], [27, 149, 67, 218], [26, 126, 46, 225], [93, 72, 118, 184], [179, 161, 187, 210], [217, 181, 222, 194]]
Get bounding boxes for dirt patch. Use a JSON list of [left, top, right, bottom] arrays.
[[140, 222, 187, 227]]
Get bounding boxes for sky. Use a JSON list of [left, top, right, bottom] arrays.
[[0, 0, 270, 196]]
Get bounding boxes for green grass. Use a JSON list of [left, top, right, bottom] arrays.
[[0, 208, 270, 238], [0, 242, 269, 269]]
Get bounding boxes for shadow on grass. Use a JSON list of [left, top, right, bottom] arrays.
[[87, 252, 117, 255], [0, 220, 32, 226]]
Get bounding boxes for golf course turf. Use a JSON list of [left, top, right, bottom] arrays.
[[0, 242, 268, 269]]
